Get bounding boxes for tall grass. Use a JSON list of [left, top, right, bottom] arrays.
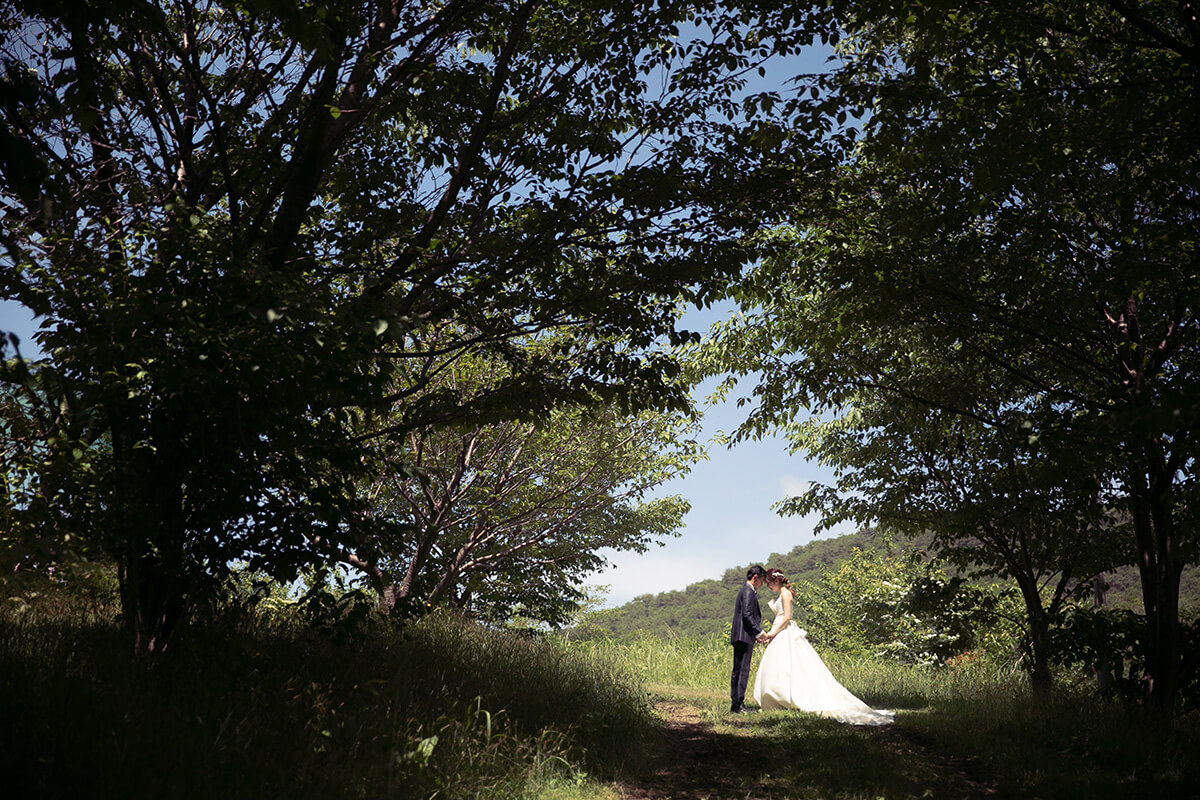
[[578, 632, 1199, 799], [7, 609, 1195, 800], [573, 629, 736, 690], [0, 610, 649, 800], [819, 649, 1198, 796]]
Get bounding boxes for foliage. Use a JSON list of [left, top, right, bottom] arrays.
[[703, 0, 1200, 708], [1053, 605, 1150, 697], [804, 546, 1005, 666], [1053, 604, 1200, 712], [757, 365, 1133, 691], [0, 364, 108, 583], [0, 0, 827, 651], [774, 387, 1130, 690], [1, 559, 120, 620], [343, 342, 701, 628]]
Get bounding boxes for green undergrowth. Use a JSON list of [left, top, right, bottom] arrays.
[[597, 633, 1200, 800], [6, 615, 1195, 800], [0, 611, 649, 800]]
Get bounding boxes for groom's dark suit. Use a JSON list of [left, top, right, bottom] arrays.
[[729, 581, 763, 711]]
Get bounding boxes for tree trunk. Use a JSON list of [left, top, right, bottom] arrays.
[[1143, 556, 1183, 712], [1131, 490, 1183, 714], [1014, 574, 1055, 699], [118, 550, 190, 655], [379, 582, 399, 612], [339, 551, 403, 614], [115, 485, 191, 655], [1027, 613, 1054, 699], [111, 426, 192, 655], [1093, 575, 1113, 693]]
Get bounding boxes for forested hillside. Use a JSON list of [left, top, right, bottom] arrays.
[[583, 530, 1200, 640], [584, 530, 888, 639]]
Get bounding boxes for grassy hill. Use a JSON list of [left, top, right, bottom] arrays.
[[582, 530, 1200, 640]]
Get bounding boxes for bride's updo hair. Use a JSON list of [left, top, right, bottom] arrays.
[[766, 568, 789, 588]]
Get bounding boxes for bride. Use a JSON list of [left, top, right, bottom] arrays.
[[752, 568, 894, 726]]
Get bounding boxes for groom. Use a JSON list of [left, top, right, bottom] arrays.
[[729, 564, 767, 713]]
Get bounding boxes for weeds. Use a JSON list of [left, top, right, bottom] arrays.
[[592, 632, 1199, 799], [5, 611, 1195, 800], [0, 611, 649, 800]]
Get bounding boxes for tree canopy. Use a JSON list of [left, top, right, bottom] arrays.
[[342, 341, 701, 628], [0, 0, 828, 650], [704, 0, 1200, 708]]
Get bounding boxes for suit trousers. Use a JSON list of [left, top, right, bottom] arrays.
[[730, 641, 753, 708]]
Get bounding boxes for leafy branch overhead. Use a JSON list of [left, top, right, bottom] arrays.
[[0, 0, 828, 650], [703, 0, 1199, 709], [341, 341, 702, 628]]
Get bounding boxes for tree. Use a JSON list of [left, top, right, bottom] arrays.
[[339, 341, 701, 628], [804, 545, 1004, 667], [0, 360, 108, 590], [706, 0, 1200, 708], [771, 382, 1128, 693], [0, 0, 827, 650]]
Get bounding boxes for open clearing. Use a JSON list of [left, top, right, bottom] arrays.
[[616, 690, 1000, 800]]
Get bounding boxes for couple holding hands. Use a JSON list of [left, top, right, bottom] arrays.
[[729, 565, 893, 726]]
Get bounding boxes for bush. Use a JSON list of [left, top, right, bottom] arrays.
[[1, 560, 120, 620], [1053, 605, 1200, 710], [804, 547, 1011, 665]]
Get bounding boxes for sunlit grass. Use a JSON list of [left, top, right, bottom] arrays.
[[569, 629, 745, 690], [575, 632, 1199, 800], [5, 611, 1195, 800]]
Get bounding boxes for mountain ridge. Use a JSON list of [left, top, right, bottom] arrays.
[[582, 530, 1200, 639]]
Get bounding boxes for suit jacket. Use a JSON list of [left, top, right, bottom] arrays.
[[729, 582, 762, 645]]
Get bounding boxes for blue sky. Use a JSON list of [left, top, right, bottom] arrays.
[[1, 300, 42, 362], [590, 301, 851, 608]]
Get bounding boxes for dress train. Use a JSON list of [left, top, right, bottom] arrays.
[[751, 601, 894, 726]]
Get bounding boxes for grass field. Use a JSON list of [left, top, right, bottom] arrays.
[[577, 631, 1199, 799], [2, 611, 1196, 799], [0, 611, 646, 800]]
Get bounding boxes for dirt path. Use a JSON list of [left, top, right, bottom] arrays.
[[615, 697, 1001, 800], [617, 700, 773, 800]]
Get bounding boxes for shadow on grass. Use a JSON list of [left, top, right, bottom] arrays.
[[2, 615, 655, 800], [624, 694, 996, 800], [900, 704, 1200, 800]]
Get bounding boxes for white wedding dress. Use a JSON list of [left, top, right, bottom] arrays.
[[752, 597, 894, 726]]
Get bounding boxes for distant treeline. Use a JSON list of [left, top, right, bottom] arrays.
[[583, 530, 1200, 640]]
